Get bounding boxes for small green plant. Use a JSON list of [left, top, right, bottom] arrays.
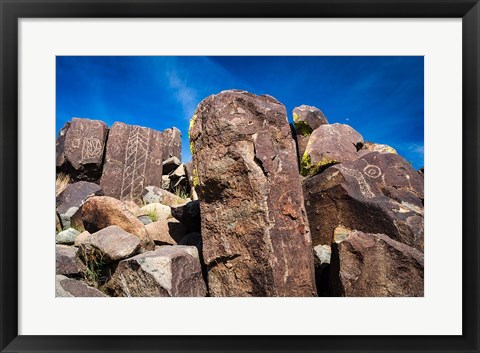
[[147, 208, 159, 222], [80, 247, 105, 287]]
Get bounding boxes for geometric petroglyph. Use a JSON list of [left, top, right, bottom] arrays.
[[119, 126, 150, 200], [363, 164, 382, 179], [337, 164, 375, 199], [82, 137, 103, 159]]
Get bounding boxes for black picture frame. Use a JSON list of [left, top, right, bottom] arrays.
[[1, 1, 478, 352]]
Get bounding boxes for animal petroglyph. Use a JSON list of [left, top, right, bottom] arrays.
[[337, 164, 375, 199], [119, 126, 151, 200]]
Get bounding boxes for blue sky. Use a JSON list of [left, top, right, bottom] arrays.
[[56, 56, 424, 169]]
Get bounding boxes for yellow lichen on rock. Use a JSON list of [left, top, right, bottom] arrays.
[[300, 152, 339, 177]]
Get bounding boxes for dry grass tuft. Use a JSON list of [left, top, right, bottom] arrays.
[[55, 172, 70, 196]]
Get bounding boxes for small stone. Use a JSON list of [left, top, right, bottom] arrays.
[[162, 156, 181, 175], [142, 185, 187, 207], [56, 228, 80, 245], [139, 203, 172, 222], [56, 245, 86, 275], [145, 219, 187, 245], [56, 275, 107, 297], [88, 225, 141, 263], [74, 230, 92, 247]]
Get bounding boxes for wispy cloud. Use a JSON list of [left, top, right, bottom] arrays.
[[166, 70, 199, 119]]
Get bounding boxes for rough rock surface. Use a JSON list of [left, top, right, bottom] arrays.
[[292, 105, 328, 161], [56, 245, 86, 275], [329, 230, 424, 297], [170, 200, 201, 233], [56, 228, 80, 245], [100, 122, 163, 202], [56, 181, 103, 215], [303, 152, 424, 250], [142, 186, 187, 207], [63, 118, 108, 181], [162, 156, 182, 175], [56, 275, 107, 297], [161, 127, 182, 161], [145, 219, 187, 245], [105, 246, 206, 297], [56, 121, 71, 169], [82, 196, 154, 251], [358, 141, 397, 157], [189, 90, 316, 297], [301, 123, 363, 176], [140, 203, 172, 222], [74, 230, 92, 247], [89, 226, 141, 262]]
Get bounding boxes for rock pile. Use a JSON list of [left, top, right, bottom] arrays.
[[55, 91, 424, 297]]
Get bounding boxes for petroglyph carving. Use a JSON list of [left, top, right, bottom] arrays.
[[363, 164, 382, 178], [82, 137, 103, 159], [119, 126, 150, 200], [337, 164, 375, 199]]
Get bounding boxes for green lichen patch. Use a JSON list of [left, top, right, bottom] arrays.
[[188, 114, 197, 140], [300, 152, 339, 177], [192, 168, 199, 188], [294, 120, 313, 136]]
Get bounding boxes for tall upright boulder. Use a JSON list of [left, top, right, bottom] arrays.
[[303, 152, 424, 251], [100, 122, 163, 203], [161, 127, 182, 161], [292, 105, 328, 162], [62, 118, 108, 181], [189, 90, 316, 297]]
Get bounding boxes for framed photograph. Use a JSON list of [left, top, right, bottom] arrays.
[[1, 0, 478, 352]]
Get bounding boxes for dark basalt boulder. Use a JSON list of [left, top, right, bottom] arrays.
[[189, 90, 316, 297], [100, 122, 163, 203], [301, 123, 364, 177], [303, 152, 424, 251], [62, 118, 108, 181], [329, 230, 424, 297]]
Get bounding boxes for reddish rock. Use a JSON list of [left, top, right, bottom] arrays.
[[145, 219, 187, 245], [190, 90, 316, 297], [105, 246, 206, 297], [56, 245, 86, 275], [89, 225, 141, 262], [82, 196, 154, 251], [100, 122, 163, 203], [63, 118, 108, 181], [303, 152, 424, 250], [56, 275, 107, 297], [329, 230, 424, 297], [55, 180, 99, 232], [161, 127, 182, 161], [301, 123, 363, 176]]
